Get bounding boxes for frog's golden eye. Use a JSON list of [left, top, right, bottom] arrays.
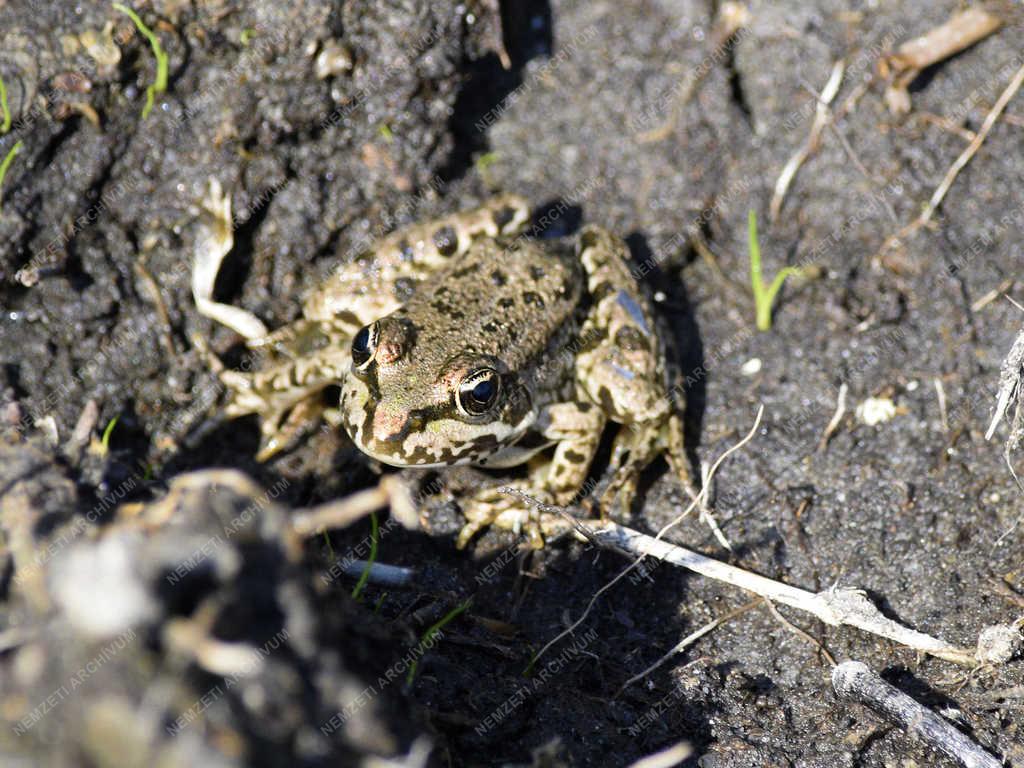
[[351, 323, 378, 370], [457, 369, 500, 416]]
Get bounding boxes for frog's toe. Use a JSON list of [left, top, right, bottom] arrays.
[[599, 468, 640, 518], [456, 486, 561, 549]]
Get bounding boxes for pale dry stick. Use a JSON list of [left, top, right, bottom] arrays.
[[529, 408, 765, 667], [970, 279, 1013, 313], [134, 258, 177, 358], [818, 382, 848, 452], [616, 598, 760, 696], [636, 4, 749, 144], [915, 111, 977, 143], [655, 406, 764, 540], [594, 522, 979, 665], [192, 178, 269, 340], [770, 60, 845, 222], [292, 476, 418, 535], [625, 742, 693, 768], [934, 378, 950, 432], [876, 61, 1024, 261], [919, 61, 1024, 226], [833, 660, 1002, 768]]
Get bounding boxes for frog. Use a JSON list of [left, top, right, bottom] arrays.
[[192, 182, 690, 548]]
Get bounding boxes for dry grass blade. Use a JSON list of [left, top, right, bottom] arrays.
[[876, 61, 1024, 262], [770, 60, 844, 221], [882, 7, 1003, 114]]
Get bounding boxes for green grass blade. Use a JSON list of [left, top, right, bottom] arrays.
[[101, 415, 119, 453], [0, 140, 23, 208], [350, 511, 379, 601], [112, 3, 169, 119], [0, 74, 10, 133], [406, 598, 472, 684]]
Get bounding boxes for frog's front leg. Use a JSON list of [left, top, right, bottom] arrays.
[[456, 401, 605, 549]]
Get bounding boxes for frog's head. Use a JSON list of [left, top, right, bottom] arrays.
[[339, 314, 537, 468]]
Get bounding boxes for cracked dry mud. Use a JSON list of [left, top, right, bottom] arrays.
[[1, 1, 1024, 766]]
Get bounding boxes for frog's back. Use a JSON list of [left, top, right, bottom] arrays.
[[395, 237, 585, 371]]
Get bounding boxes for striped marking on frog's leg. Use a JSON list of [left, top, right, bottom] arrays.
[[303, 193, 532, 322], [221, 318, 355, 458], [539, 400, 606, 504], [575, 226, 670, 424]]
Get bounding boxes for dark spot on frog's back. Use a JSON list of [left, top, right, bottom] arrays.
[[564, 449, 586, 464], [578, 230, 600, 253], [529, 265, 545, 281], [334, 309, 361, 326], [393, 277, 415, 301], [615, 326, 647, 352], [523, 292, 545, 309], [498, 297, 515, 309], [398, 240, 414, 262], [433, 226, 458, 257], [491, 270, 507, 286], [494, 206, 518, 230]]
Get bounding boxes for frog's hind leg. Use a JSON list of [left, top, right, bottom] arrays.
[[302, 193, 532, 322], [572, 225, 684, 511]]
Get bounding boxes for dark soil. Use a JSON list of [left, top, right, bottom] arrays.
[[1, 1, 1023, 766]]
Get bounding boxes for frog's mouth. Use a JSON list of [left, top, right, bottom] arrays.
[[339, 375, 530, 468]]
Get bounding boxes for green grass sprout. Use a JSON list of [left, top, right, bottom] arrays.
[[0, 73, 11, 133], [475, 152, 499, 172], [321, 530, 335, 559], [406, 598, 472, 684], [100, 415, 119, 453], [112, 3, 169, 119], [240, 28, 255, 46], [748, 209, 802, 331], [0, 140, 23, 208], [350, 511, 379, 600], [378, 123, 394, 142]]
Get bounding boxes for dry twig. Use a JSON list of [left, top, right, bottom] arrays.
[[833, 660, 1002, 768]]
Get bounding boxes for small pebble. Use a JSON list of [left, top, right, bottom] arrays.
[[856, 397, 896, 426], [740, 357, 762, 376]]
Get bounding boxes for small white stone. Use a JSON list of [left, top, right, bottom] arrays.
[[740, 357, 762, 376], [856, 397, 896, 426], [906, 380, 919, 392]]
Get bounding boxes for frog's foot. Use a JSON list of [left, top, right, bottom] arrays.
[[220, 364, 334, 461], [256, 398, 327, 461], [455, 401, 607, 548], [599, 419, 667, 516], [455, 483, 571, 550]]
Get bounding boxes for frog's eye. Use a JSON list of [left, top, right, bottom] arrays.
[[351, 323, 378, 370], [456, 369, 500, 416]]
